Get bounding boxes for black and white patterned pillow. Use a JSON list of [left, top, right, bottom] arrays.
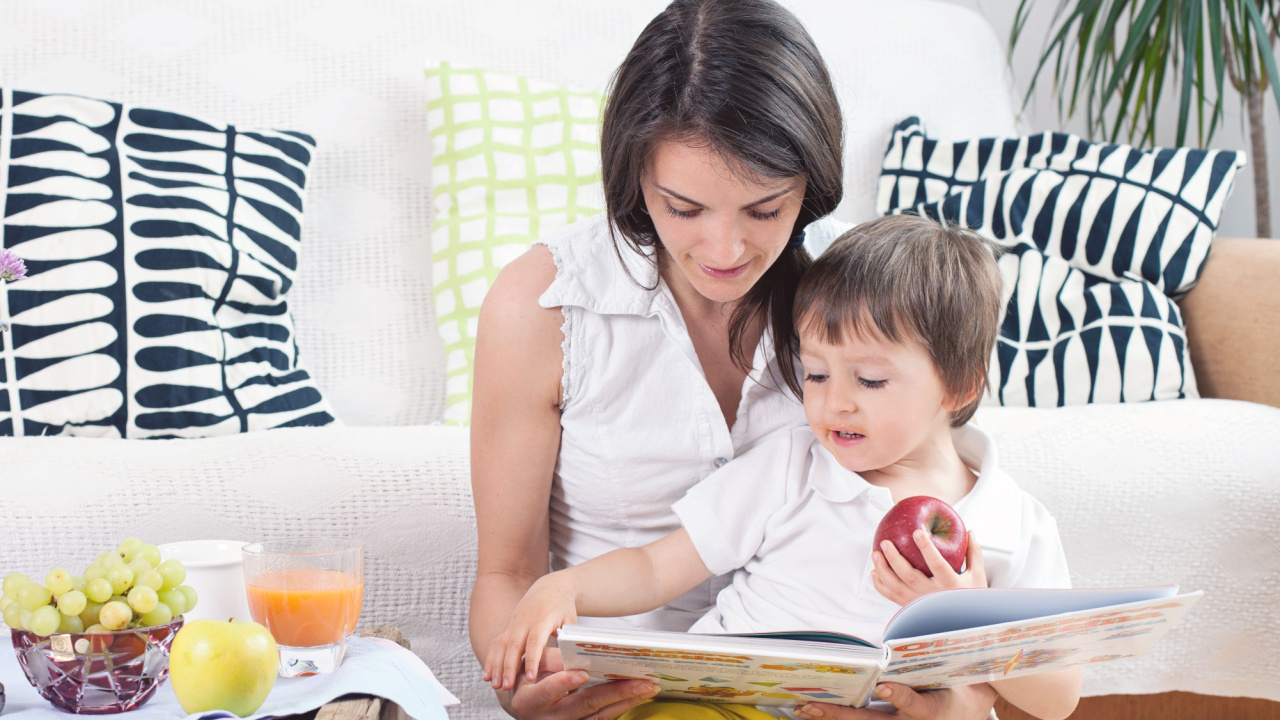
[[878, 117, 1245, 406], [0, 89, 337, 438]]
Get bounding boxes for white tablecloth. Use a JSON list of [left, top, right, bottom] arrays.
[[0, 636, 457, 720]]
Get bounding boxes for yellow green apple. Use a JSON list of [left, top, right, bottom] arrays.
[[169, 618, 278, 716]]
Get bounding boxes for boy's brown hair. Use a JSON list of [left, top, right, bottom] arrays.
[[793, 213, 1004, 426]]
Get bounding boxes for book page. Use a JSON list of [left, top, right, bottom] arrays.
[[881, 591, 1202, 690], [559, 626, 886, 708], [883, 585, 1181, 641]]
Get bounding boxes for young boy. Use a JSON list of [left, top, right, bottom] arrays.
[[484, 214, 1082, 720]]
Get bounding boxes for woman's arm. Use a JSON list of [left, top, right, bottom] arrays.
[[469, 244, 565, 662], [486, 529, 712, 688], [469, 246, 660, 720], [990, 668, 1082, 720]]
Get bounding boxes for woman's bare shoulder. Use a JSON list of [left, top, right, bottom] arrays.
[[481, 244, 560, 329], [475, 245, 564, 400]]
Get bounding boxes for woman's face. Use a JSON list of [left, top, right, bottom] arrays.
[[642, 140, 807, 305]]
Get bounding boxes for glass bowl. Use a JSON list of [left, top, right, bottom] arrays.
[[11, 618, 184, 714]]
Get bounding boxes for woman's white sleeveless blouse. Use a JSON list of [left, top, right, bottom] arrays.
[[536, 214, 809, 631]]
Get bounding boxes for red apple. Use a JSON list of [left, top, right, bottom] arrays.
[[873, 496, 967, 577]]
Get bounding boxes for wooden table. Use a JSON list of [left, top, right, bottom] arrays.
[[280, 628, 413, 720]]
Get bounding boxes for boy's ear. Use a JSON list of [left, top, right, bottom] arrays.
[[943, 377, 983, 412]]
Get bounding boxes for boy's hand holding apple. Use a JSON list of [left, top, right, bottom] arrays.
[[872, 528, 987, 606]]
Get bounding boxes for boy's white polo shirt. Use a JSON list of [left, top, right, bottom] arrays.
[[672, 423, 1070, 645]]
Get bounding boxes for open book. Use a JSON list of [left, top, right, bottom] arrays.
[[558, 585, 1202, 708]]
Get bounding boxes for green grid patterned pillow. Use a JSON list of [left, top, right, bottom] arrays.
[[426, 62, 605, 425]]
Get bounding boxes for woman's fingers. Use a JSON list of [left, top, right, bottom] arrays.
[[508, 673, 657, 720], [578, 682, 662, 720]]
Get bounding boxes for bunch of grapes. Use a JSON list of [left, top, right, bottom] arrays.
[[1, 538, 198, 637]]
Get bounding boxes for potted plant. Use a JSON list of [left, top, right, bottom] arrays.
[[1012, 0, 1280, 237]]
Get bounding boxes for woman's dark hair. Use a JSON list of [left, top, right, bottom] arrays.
[[601, 0, 843, 395]]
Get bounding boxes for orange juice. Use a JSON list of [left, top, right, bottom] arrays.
[[244, 569, 363, 647]]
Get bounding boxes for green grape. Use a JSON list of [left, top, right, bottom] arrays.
[[99, 601, 131, 631], [117, 537, 144, 561], [57, 590, 87, 617], [83, 565, 107, 582], [109, 594, 126, 604], [136, 569, 163, 591], [136, 545, 162, 568], [126, 558, 151, 578], [127, 586, 158, 614], [84, 623, 107, 633], [57, 613, 84, 634], [97, 552, 124, 569], [19, 609, 32, 631], [3, 573, 31, 596], [84, 578, 113, 604], [45, 568, 73, 596], [3, 603, 23, 629], [140, 602, 172, 627], [156, 559, 186, 591], [177, 585, 198, 613], [0, 594, 13, 611], [158, 589, 186, 616], [17, 583, 51, 611], [79, 601, 104, 627], [29, 605, 61, 637], [71, 575, 86, 593], [106, 565, 134, 595]]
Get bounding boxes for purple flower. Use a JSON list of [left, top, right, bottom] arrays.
[[0, 248, 26, 282]]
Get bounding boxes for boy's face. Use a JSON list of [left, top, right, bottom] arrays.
[[799, 320, 958, 476]]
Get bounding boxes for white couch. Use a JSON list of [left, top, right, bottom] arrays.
[[2, 2, 1278, 719]]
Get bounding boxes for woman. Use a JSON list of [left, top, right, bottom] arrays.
[[469, 2, 999, 719]]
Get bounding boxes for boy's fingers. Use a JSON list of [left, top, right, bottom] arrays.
[[503, 633, 527, 690], [878, 539, 923, 583], [525, 624, 554, 681], [871, 552, 909, 601], [912, 529, 953, 578], [966, 531, 988, 585]]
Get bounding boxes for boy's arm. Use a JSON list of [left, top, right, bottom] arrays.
[[989, 668, 1082, 720], [485, 528, 712, 690], [572, 527, 713, 615]]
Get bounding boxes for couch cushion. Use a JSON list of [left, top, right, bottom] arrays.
[[426, 63, 604, 424], [0, 89, 337, 437], [878, 118, 1247, 406], [878, 117, 1245, 295]]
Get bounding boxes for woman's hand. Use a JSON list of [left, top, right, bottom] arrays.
[[794, 681, 997, 720], [485, 575, 581, 689], [871, 530, 987, 606], [499, 647, 662, 720]]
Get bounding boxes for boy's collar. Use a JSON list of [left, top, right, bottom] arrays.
[[806, 423, 1023, 556]]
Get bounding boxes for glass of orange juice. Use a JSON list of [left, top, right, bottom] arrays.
[[241, 538, 364, 677]]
